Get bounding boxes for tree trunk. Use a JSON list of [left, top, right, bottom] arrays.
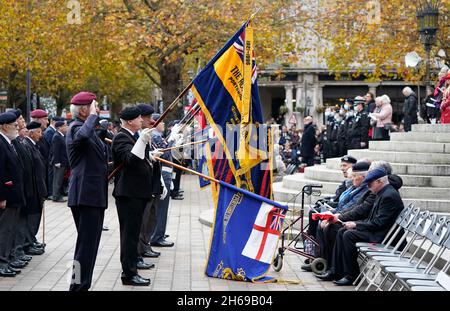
[[157, 58, 184, 121]]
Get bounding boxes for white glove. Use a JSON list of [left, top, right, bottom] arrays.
[[55, 163, 61, 168], [168, 124, 181, 142], [131, 128, 153, 159], [174, 134, 184, 146], [170, 181, 174, 191], [148, 149, 163, 162], [160, 174, 168, 200]]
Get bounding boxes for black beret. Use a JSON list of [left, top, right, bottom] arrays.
[[52, 116, 65, 122], [341, 155, 357, 164], [0, 112, 18, 125], [352, 161, 370, 172], [13, 108, 22, 118], [120, 106, 141, 121], [55, 121, 66, 128], [26, 121, 42, 130], [137, 104, 155, 116]]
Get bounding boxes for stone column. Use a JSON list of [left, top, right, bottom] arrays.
[[284, 84, 294, 128]]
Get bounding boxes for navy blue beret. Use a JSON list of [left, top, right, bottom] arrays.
[[13, 108, 22, 118], [120, 106, 141, 121], [137, 104, 155, 116], [55, 121, 66, 128], [0, 112, 18, 125]]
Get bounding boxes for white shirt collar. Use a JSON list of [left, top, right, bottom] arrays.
[[26, 136, 36, 145], [58, 130, 65, 137], [122, 127, 135, 137], [0, 132, 11, 145], [50, 125, 56, 131]]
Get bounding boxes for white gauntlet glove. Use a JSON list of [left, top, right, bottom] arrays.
[[167, 124, 181, 142], [131, 128, 153, 159], [160, 174, 168, 200], [148, 149, 163, 162]]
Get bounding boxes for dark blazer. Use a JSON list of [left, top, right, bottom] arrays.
[[37, 136, 50, 164], [339, 190, 375, 222], [51, 131, 69, 167], [22, 137, 48, 213], [66, 115, 109, 209], [355, 184, 404, 242], [112, 128, 155, 200], [0, 134, 25, 207], [300, 123, 316, 158], [43, 125, 56, 146]]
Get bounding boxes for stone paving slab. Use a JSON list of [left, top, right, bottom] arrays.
[[0, 175, 353, 291]]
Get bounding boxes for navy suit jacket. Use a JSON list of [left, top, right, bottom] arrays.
[[66, 115, 109, 209], [44, 126, 56, 146], [51, 131, 69, 167], [0, 135, 25, 207]]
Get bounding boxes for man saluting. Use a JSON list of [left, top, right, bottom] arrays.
[[66, 92, 109, 291]]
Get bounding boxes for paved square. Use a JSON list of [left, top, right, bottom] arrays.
[[0, 175, 353, 291]]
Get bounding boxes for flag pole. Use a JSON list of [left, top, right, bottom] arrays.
[[155, 157, 219, 184]]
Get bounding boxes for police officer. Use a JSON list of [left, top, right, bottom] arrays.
[[0, 112, 25, 277], [112, 106, 161, 286], [348, 99, 370, 150], [66, 92, 109, 291]]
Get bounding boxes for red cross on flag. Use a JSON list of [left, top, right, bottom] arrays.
[[242, 203, 286, 264]]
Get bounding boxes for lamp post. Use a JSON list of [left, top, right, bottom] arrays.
[[416, 0, 440, 92]]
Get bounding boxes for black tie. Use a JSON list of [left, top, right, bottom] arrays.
[[134, 132, 140, 140]]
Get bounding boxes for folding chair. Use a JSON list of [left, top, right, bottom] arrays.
[[355, 210, 430, 291], [409, 271, 450, 291]]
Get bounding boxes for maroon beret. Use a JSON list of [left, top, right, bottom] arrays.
[[70, 91, 97, 106], [30, 109, 48, 118]]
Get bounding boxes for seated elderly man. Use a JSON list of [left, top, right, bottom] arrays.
[[302, 155, 357, 271], [317, 167, 404, 285]]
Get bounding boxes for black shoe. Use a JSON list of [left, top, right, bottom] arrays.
[[164, 234, 170, 239], [20, 255, 32, 262], [26, 247, 44, 255], [170, 195, 184, 200], [315, 270, 335, 281], [52, 198, 67, 203], [121, 275, 151, 286], [102, 225, 109, 231], [142, 250, 160, 258], [9, 260, 28, 269], [0, 267, 16, 277], [333, 276, 355, 286], [7, 266, 21, 274], [151, 240, 174, 247], [137, 261, 155, 270], [33, 242, 46, 249]]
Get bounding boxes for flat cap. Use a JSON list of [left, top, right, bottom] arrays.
[[352, 161, 370, 172], [120, 106, 141, 121], [70, 91, 97, 106], [363, 168, 388, 184], [55, 121, 66, 128], [137, 104, 155, 116], [341, 155, 357, 164], [31, 109, 48, 118], [0, 112, 18, 125], [26, 121, 42, 130]]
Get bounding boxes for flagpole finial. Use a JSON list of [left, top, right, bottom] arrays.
[[249, 7, 261, 23]]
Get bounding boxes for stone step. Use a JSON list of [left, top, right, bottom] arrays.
[[390, 132, 450, 143], [412, 124, 450, 133], [347, 149, 450, 165], [304, 165, 450, 188], [368, 141, 450, 154], [273, 182, 450, 213], [279, 175, 450, 200], [325, 158, 450, 176]]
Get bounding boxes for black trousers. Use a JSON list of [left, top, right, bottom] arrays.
[[52, 166, 66, 200], [307, 210, 319, 239], [69, 206, 104, 291], [172, 166, 182, 193], [116, 197, 147, 277], [137, 199, 156, 255], [332, 228, 372, 279], [302, 156, 314, 167], [10, 208, 29, 261], [27, 212, 43, 245], [316, 223, 342, 265], [0, 205, 20, 268], [152, 171, 172, 243], [47, 163, 53, 197]]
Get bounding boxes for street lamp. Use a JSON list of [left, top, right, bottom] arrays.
[[416, 0, 440, 91]]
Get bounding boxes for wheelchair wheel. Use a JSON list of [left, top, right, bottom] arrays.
[[273, 254, 283, 272], [311, 257, 328, 275]]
